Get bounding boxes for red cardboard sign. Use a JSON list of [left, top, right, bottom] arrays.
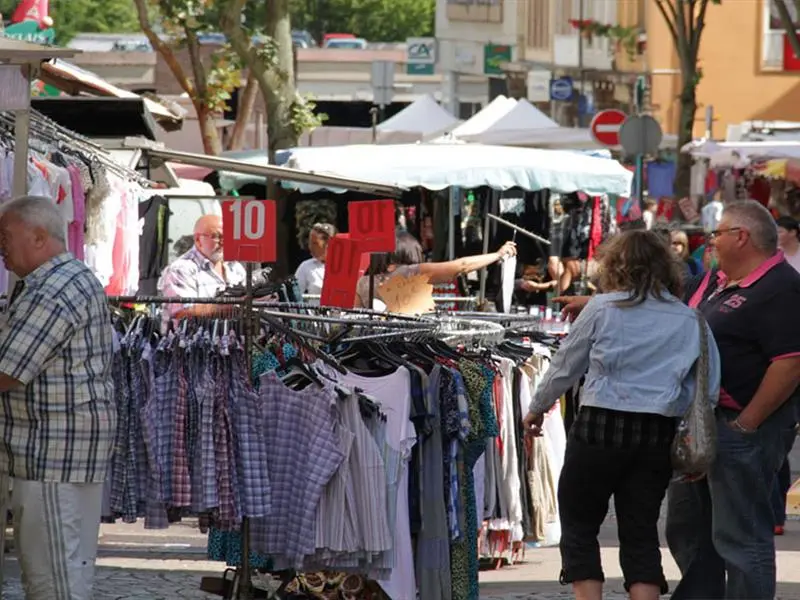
[[222, 199, 277, 263], [320, 235, 363, 308], [348, 200, 396, 253]]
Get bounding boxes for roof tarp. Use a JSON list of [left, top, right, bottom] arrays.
[[376, 94, 458, 136]]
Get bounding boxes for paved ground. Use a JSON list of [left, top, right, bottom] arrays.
[[2, 444, 799, 599]]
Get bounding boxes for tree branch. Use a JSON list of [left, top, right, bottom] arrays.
[[654, 0, 680, 46], [184, 27, 209, 100], [132, 0, 194, 96], [775, 0, 800, 60]]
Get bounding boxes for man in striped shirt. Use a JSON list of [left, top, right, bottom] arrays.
[[0, 195, 116, 600]]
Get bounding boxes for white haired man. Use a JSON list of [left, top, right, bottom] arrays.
[[0, 195, 116, 599]]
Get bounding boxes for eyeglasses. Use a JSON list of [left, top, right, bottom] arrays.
[[199, 233, 224, 242], [708, 227, 742, 240]]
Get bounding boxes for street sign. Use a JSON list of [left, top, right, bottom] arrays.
[[348, 200, 396, 253], [371, 60, 395, 107], [527, 70, 552, 102], [590, 109, 627, 147], [549, 77, 574, 102], [619, 115, 663, 156], [406, 37, 436, 65], [222, 199, 276, 263]]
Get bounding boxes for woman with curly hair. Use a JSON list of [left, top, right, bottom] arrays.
[[522, 230, 721, 600]]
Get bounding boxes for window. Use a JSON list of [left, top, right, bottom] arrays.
[[446, 0, 502, 23]]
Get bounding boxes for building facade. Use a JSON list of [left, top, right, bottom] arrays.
[[436, 0, 800, 136]]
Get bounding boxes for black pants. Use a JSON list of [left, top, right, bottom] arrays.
[[558, 417, 672, 593]]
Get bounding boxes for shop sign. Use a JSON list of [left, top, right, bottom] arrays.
[[3, 22, 55, 45], [348, 200, 396, 253], [222, 199, 277, 263], [483, 44, 512, 75], [320, 235, 364, 308], [406, 37, 436, 65]]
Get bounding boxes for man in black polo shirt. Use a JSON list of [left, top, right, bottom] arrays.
[[665, 201, 800, 600]]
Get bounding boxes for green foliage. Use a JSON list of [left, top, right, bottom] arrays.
[[0, 0, 140, 45], [288, 0, 435, 42]]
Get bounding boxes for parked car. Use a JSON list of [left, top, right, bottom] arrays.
[[292, 30, 317, 48], [324, 37, 367, 49]]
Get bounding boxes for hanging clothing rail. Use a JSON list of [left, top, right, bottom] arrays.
[[0, 108, 153, 186]]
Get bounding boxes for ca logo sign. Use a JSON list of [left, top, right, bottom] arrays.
[[409, 43, 432, 59]]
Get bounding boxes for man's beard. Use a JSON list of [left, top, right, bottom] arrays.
[[208, 250, 223, 263]]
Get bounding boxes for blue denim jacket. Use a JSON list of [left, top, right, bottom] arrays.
[[529, 292, 721, 417]]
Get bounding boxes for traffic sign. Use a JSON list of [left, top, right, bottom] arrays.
[[222, 199, 276, 263], [371, 60, 395, 107], [590, 109, 627, 147], [348, 200, 396, 253], [549, 77, 574, 102], [619, 115, 663, 156]]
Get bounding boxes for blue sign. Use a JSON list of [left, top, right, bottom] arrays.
[[549, 77, 574, 102]]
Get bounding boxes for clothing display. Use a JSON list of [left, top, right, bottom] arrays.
[[101, 304, 566, 600]]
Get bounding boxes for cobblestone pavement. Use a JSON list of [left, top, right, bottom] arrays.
[[2, 514, 799, 599]]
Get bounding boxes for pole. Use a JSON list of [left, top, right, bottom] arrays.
[[370, 107, 378, 143], [478, 212, 491, 306], [705, 105, 714, 139], [634, 76, 646, 208], [237, 262, 254, 600], [576, 0, 585, 128], [448, 188, 457, 261]]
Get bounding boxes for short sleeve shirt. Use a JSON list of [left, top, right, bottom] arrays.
[[688, 252, 800, 409]]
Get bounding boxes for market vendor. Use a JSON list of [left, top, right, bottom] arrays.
[[0, 195, 116, 599], [158, 215, 246, 324], [295, 222, 336, 299], [354, 231, 517, 310]]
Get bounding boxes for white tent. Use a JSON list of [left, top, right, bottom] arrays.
[[281, 142, 633, 196], [377, 94, 458, 136], [461, 99, 557, 142], [445, 95, 517, 139]]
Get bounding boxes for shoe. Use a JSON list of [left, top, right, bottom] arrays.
[[775, 525, 785, 536]]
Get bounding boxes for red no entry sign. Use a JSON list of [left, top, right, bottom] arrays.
[[590, 109, 627, 147]]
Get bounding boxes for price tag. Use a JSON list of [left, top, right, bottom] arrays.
[[320, 235, 363, 308], [222, 199, 277, 263], [348, 200, 396, 253]]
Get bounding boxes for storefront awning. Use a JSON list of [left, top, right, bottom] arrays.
[[143, 147, 405, 197]]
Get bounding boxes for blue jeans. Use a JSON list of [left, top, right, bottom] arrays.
[[770, 429, 796, 527], [666, 403, 795, 600]]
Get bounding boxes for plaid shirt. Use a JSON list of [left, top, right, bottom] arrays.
[[158, 247, 245, 329], [0, 253, 116, 482]]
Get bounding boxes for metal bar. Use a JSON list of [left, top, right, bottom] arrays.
[[143, 147, 405, 197], [301, 294, 477, 303], [237, 264, 254, 600], [478, 211, 492, 306], [486, 213, 551, 245]]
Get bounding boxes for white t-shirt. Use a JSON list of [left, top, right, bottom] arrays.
[[337, 368, 417, 600], [294, 257, 326, 296], [785, 249, 800, 273]]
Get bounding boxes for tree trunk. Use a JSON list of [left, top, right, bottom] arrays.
[[227, 72, 259, 151], [196, 103, 223, 156], [673, 77, 697, 200], [264, 0, 297, 279]]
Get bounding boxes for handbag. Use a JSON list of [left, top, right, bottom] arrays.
[[671, 309, 718, 476]]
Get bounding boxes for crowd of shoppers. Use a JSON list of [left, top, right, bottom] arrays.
[[547, 200, 800, 600]]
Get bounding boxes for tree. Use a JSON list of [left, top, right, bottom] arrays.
[[133, 0, 243, 155], [288, 0, 435, 43], [653, 0, 720, 198], [220, 0, 323, 277], [0, 0, 140, 45], [773, 0, 800, 58]]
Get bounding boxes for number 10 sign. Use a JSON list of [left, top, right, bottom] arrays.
[[222, 199, 277, 263]]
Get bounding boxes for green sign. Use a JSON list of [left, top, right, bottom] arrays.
[[406, 63, 434, 75], [483, 43, 512, 75], [3, 21, 55, 45]]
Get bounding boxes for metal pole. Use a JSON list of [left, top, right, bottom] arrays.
[[705, 105, 714, 139], [634, 77, 645, 208], [576, 0, 585, 128], [370, 107, 378, 144], [478, 211, 492, 306], [448, 188, 457, 261], [237, 262, 254, 600], [13, 64, 30, 198]]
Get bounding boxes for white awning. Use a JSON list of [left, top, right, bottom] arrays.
[[143, 147, 405, 197]]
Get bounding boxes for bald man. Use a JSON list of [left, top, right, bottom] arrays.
[[158, 215, 246, 326]]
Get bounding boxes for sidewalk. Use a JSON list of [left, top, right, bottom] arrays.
[[2, 519, 800, 599]]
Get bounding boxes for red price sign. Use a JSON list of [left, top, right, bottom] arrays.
[[320, 235, 363, 308], [222, 199, 277, 263], [348, 200, 396, 253]]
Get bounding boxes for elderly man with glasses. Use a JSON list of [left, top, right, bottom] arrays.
[[158, 215, 246, 328]]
